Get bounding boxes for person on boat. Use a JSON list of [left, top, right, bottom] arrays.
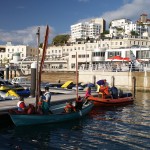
[[37, 90, 44, 114], [83, 86, 92, 104], [27, 103, 36, 114], [99, 83, 112, 99], [75, 96, 83, 111], [85, 86, 91, 99], [64, 101, 76, 113], [103, 79, 109, 86], [17, 96, 27, 113], [41, 86, 52, 114], [110, 86, 118, 99]]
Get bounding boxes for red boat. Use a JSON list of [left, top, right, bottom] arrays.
[[88, 95, 134, 106]]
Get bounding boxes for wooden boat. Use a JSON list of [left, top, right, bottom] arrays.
[[9, 101, 94, 126], [9, 27, 94, 127], [88, 94, 134, 106]]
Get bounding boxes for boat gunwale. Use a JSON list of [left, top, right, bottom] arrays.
[[88, 95, 134, 104]]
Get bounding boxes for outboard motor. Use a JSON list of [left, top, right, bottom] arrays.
[[118, 89, 123, 98], [110, 86, 118, 99]]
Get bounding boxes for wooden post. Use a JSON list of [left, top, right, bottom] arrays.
[[93, 75, 96, 84], [30, 62, 37, 97], [5, 64, 9, 80], [10, 70, 12, 79], [132, 76, 136, 98], [14, 70, 16, 77], [111, 76, 115, 87], [76, 52, 78, 100]]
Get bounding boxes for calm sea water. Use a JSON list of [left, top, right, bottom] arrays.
[[0, 91, 150, 150]]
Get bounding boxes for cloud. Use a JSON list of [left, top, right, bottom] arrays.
[[0, 25, 54, 46], [101, 0, 150, 25], [76, 0, 150, 28]]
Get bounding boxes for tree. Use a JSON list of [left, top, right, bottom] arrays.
[[100, 30, 109, 39], [130, 30, 138, 36], [39, 43, 43, 48], [52, 34, 70, 46]]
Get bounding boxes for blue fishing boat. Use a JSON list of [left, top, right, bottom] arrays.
[[9, 101, 94, 126]]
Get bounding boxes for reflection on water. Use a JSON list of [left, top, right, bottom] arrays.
[[0, 92, 150, 149]]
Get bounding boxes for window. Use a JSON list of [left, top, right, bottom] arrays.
[[72, 55, 76, 58], [71, 63, 75, 69]]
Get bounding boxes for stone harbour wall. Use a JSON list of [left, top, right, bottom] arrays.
[[79, 71, 150, 91], [4, 70, 150, 91]]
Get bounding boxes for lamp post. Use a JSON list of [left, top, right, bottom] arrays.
[[85, 43, 87, 69], [140, 25, 142, 59], [85, 32, 88, 70], [35, 27, 40, 105]]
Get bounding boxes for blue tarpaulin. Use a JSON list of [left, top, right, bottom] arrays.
[[97, 80, 104, 85], [88, 83, 95, 87]]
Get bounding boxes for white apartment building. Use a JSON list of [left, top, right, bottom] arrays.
[[71, 21, 101, 42], [110, 17, 150, 38], [110, 19, 134, 37], [90, 18, 106, 33], [0, 42, 37, 64], [111, 18, 132, 28]]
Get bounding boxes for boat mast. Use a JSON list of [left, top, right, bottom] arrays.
[[76, 52, 78, 99], [36, 27, 40, 108]]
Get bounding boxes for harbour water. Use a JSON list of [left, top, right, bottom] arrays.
[[0, 91, 150, 150]]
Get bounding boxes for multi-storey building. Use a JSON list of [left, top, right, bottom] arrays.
[[1, 37, 150, 73], [0, 42, 37, 64], [45, 36, 150, 70], [70, 18, 105, 42], [90, 18, 106, 33], [110, 14, 150, 38]]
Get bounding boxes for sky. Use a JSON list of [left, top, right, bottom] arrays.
[[0, 0, 149, 46]]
